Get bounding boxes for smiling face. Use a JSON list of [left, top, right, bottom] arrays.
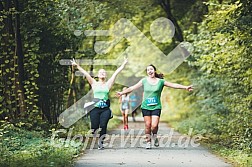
[[97, 69, 107, 79], [146, 65, 155, 78]]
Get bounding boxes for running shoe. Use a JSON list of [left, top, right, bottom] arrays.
[[146, 142, 151, 149], [98, 143, 104, 150], [124, 125, 129, 130], [98, 141, 104, 150], [154, 138, 159, 147]]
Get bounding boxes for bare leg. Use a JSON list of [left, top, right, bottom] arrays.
[[151, 116, 160, 146], [132, 110, 136, 122], [122, 112, 126, 126], [144, 116, 152, 142], [151, 116, 160, 135], [125, 109, 129, 127]]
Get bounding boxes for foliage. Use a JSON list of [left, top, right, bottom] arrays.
[[165, 0, 251, 159], [190, 0, 251, 151], [0, 0, 80, 127], [0, 122, 81, 167], [208, 143, 252, 167], [1, 0, 251, 166]]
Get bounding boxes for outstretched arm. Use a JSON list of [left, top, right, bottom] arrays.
[[70, 58, 96, 85], [116, 79, 143, 97], [164, 81, 193, 91], [107, 58, 128, 89]]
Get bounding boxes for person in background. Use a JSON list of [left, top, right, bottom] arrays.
[[129, 92, 140, 122], [119, 87, 130, 130]]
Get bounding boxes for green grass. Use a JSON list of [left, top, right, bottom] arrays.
[[0, 126, 82, 167], [207, 143, 252, 167], [0, 115, 122, 167]]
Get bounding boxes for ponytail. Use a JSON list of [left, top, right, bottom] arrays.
[[155, 73, 164, 79], [148, 64, 164, 79]]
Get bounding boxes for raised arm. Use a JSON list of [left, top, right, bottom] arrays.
[[107, 58, 128, 89], [116, 79, 143, 97], [70, 58, 96, 85], [164, 81, 193, 91]]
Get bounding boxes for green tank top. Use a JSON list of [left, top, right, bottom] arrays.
[[93, 84, 109, 108], [141, 78, 165, 110]]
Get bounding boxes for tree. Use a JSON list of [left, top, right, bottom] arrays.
[[158, 0, 184, 42], [0, 0, 26, 122]]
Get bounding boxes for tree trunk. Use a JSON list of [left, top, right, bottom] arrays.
[[159, 0, 184, 42], [67, 65, 76, 108], [2, 0, 16, 120], [14, 0, 26, 114], [89, 36, 96, 90]]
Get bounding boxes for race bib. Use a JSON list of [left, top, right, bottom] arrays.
[[96, 100, 108, 108], [146, 96, 158, 106]]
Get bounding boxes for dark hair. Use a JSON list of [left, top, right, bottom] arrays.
[[123, 87, 129, 96], [147, 64, 164, 79]]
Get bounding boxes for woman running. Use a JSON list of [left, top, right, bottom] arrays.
[[116, 64, 193, 149], [71, 58, 128, 149], [119, 87, 130, 130]]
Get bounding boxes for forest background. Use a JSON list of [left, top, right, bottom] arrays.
[[0, 0, 251, 166]]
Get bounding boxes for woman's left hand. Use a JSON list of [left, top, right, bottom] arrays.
[[116, 91, 123, 97], [186, 85, 193, 92]]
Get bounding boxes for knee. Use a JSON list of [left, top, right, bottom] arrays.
[[145, 122, 151, 129], [151, 125, 158, 130]]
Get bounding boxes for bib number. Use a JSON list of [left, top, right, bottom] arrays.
[[96, 100, 108, 108], [146, 97, 158, 106]]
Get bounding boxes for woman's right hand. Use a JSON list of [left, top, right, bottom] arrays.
[[186, 85, 194, 92], [70, 58, 77, 66]]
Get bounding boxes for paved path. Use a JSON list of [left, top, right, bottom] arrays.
[[75, 116, 232, 167]]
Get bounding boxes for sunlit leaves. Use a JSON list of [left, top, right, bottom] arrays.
[[186, 1, 252, 152]]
